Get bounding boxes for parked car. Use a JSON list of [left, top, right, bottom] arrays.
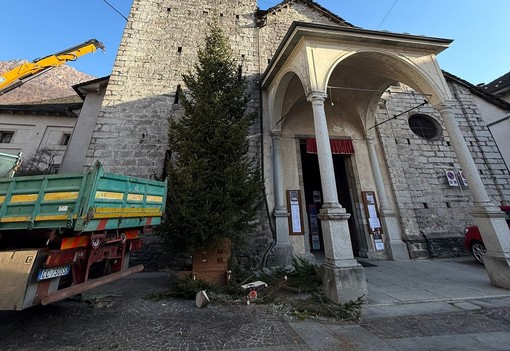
[[464, 206, 510, 264]]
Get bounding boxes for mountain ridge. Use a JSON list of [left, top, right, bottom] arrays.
[[0, 60, 96, 105]]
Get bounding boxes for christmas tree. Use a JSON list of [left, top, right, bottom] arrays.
[[160, 22, 263, 254]]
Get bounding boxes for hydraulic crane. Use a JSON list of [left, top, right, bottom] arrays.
[[0, 39, 105, 96]]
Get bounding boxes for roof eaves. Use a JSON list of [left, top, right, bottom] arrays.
[[480, 71, 510, 94], [72, 75, 110, 100], [0, 102, 83, 117], [444, 71, 510, 111]]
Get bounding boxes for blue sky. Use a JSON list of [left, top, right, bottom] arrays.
[[1, 0, 508, 85]]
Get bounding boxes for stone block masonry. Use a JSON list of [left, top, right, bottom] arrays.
[[86, 0, 261, 178], [83, 0, 349, 268], [86, 0, 345, 179], [377, 83, 510, 258]]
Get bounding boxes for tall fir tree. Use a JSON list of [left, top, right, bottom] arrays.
[[159, 23, 264, 254]]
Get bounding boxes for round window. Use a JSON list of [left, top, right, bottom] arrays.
[[408, 114, 441, 140]]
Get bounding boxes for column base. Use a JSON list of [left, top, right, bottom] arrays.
[[270, 207, 293, 267], [386, 240, 410, 261], [270, 242, 294, 267], [380, 209, 410, 260], [322, 262, 368, 304], [483, 255, 510, 289]]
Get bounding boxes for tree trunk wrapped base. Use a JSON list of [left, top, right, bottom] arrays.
[[192, 238, 231, 286]]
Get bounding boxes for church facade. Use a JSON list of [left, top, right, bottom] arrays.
[[76, 0, 510, 300]]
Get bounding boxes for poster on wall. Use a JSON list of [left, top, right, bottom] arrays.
[[286, 190, 304, 235], [373, 229, 385, 251], [313, 190, 322, 204], [361, 191, 384, 252], [308, 204, 321, 250]]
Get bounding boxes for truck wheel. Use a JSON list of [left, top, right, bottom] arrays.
[[471, 241, 486, 265]]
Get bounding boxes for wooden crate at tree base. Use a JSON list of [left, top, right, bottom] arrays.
[[192, 238, 231, 286]]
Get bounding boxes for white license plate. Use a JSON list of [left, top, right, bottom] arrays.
[[37, 266, 71, 281]]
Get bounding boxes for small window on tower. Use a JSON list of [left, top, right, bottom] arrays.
[[0, 131, 14, 143], [59, 133, 71, 146]]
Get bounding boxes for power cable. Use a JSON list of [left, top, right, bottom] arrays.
[[368, 99, 428, 130], [102, 0, 128, 21], [376, 0, 398, 30]]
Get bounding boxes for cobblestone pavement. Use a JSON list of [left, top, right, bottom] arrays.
[[2, 272, 510, 350], [0, 273, 303, 351]]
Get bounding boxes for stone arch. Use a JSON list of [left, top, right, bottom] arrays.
[[269, 69, 308, 132], [320, 50, 451, 133]]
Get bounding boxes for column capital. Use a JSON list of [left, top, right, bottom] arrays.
[[306, 91, 328, 105], [436, 100, 457, 114], [270, 129, 282, 139], [366, 135, 375, 144]]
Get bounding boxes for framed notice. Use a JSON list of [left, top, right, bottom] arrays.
[[286, 190, 304, 235], [362, 191, 384, 251]]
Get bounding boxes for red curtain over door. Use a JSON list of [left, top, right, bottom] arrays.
[[305, 138, 355, 154]]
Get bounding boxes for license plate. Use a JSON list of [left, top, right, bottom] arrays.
[[37, 266, 71, 281]]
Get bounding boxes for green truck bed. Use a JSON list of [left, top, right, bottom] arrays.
[[0, 162, 167, 232]]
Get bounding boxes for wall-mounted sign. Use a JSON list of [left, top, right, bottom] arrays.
[[445, 169, 468, 187], [362, 191, 384, 252], [459, 170, 468, 187], [286, 190, 304, 235], [445, 170, 459, 187]]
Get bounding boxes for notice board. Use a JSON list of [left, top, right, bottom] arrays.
[[361, 191, 384, 251], [286, 190, 304, 235]]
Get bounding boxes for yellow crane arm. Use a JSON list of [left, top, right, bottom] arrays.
[[0, 39, 105, 96]]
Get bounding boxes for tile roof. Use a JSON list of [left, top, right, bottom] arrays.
[[480, 71, 510, 95], [443, 71, 510, 111]]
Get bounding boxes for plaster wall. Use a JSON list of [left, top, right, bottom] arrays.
[[0, 113, 75, 168], [471, 94, 510, 171], [60, 89, 106, 173]]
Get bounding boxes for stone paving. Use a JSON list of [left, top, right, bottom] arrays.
[[0, 273, 304, 351], [3, 259, 510, 350], [362, 307, 510, 339]]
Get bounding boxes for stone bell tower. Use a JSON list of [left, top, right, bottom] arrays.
[[85, 0, 260, 178]]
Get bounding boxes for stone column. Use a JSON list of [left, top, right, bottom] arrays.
[[270, 130, 293, 266], [438, 101, 510, 289], [366, 136, 410, 260], [308, 92, 368, 303]]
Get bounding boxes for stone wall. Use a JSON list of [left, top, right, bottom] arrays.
[[86, 0, 260, 178], [257, 2, 345, 71], [376, 83, 510, 258], [86, 0, 345, 179]]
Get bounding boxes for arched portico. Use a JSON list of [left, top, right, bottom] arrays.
[[262, 22, 510, 303]]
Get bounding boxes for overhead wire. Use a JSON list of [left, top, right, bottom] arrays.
[[376, 0, 398, 30], [102, 0, 129, 21]]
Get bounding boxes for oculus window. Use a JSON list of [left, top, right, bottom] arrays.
[[408, 114, 441, 140]]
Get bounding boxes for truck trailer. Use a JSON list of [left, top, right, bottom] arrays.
[[0, 162, 166, 310]]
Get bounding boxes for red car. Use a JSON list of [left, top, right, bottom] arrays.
[[464, 206, 510, 264]]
